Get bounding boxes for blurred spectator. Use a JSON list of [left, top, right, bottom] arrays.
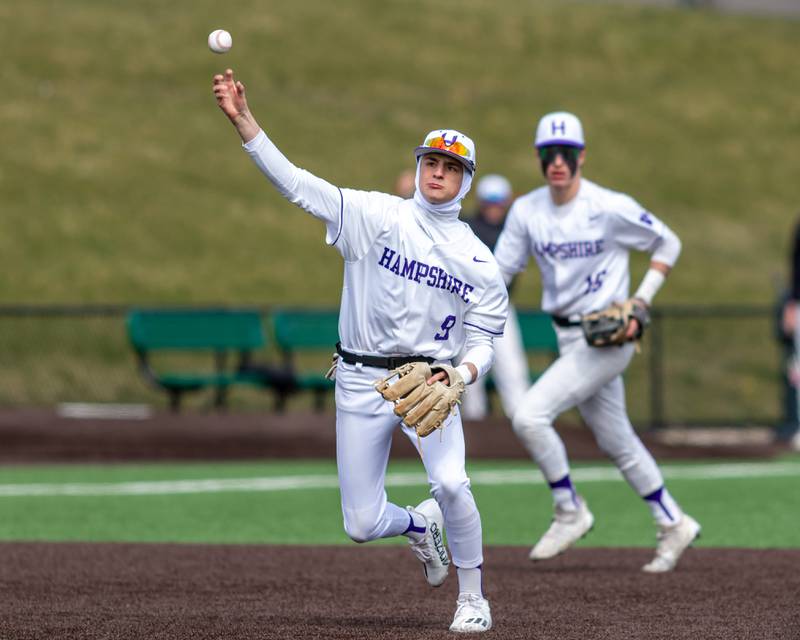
[[394, 168, 416, 199], [778, 218, 800, 450], [460, 174, 530, 420]]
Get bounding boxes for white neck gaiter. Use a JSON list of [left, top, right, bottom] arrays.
[[411, 161, 474, 243]]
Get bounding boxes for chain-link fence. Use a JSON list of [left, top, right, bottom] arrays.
[[0, 304, 787, 427], [642, 305, 784, 427]]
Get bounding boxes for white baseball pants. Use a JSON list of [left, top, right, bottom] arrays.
[[334, 360, 484, 568], [511, 326, 664, 496]]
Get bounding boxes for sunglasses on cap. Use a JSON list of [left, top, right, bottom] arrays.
[[537, 144, 582, 164], [423, 135, 472, 161]]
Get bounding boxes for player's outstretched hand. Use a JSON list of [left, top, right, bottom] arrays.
[[212, 69, 260, 143], [213, 69, 248, 121]]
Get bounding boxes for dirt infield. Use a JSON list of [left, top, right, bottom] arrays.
[[0, 408, 793, 639], [0, 543, 797, 640], [0, 408, 784, 463]]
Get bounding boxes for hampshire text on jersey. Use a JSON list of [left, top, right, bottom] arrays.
[[533, 239, 605, 260], [378, 246, 476, 303]]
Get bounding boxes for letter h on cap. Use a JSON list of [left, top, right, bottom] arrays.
[[551, 120, 567, 136]]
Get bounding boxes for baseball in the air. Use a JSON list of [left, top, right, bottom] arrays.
[[208, 29, 232, 54]]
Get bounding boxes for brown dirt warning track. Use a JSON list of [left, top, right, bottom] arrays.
[[0, 409, 795, 639], [0, 544, 797, 640]]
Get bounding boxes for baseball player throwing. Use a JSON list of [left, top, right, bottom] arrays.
[[213, 69, 507, 632], [493, 111, 700, 572]]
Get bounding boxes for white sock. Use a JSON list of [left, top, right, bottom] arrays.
[[457, 566, 482, 597], [643, 486, 683, 526], [549, 475, 579, 512], [552, 488, 579, 512]]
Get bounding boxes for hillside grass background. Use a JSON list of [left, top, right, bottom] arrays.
[[0, 1, 798, 420], [2, 0, 798, 307]]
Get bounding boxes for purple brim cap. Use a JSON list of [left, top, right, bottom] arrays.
[[535, 140, 585, 149]]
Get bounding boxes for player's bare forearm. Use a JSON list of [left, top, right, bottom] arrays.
[[229, 110, 261, 144], [212, 68, 261, 143]]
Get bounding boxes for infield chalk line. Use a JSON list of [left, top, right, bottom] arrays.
[[0, 462, 798, 497]]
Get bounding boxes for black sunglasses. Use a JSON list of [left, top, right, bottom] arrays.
[[538, 145, 582, 163]]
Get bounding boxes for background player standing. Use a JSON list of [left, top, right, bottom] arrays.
[[213, 68, 507, 632], [493, 111, 700, 573], [394, 168, 417, 199], [461, 174, 530, 421], [779, 216, 800, 450]]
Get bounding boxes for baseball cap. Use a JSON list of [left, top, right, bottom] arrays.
[[476, 174, 512, 203], [415, 129, 476, 173], [534, 111, 585, 149]]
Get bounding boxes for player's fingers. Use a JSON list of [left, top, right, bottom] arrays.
[[427, 372, 447, 385], [236, 81, 245, 95], [213, 74, 224, 83], [626, 319, 640, 339]]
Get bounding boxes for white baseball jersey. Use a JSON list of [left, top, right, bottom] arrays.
[[244, 130, 508, 361], [494, 179, 669, 317], [329, 194, 507, 360]]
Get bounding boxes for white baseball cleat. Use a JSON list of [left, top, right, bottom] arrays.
[[642, 513, 701, 573], [529, 498, 594, 561], [449, 593, 492, 633], [406, 498, 450, 587]]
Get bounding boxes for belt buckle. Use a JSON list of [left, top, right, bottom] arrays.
[[386, 356, 400, 370]]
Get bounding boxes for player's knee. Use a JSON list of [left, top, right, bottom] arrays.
[[431, 476, 470, 505], [511, 406, 548, 438], [342, 515, 378, 543]]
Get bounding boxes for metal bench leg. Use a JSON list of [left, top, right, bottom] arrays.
[[214, 386, 228, 411], [274, 391, 288, 413], [313, 390, 326, 412], [169, 390, 182, 413]]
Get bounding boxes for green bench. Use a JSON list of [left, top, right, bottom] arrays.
[[271, 308, 340, 411], [268, 307, 559, 414], [517, 309, 559, 355], [127, 308, 278, 411]]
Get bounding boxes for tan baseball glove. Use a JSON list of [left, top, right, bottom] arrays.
[[374, 362, 465, 437], [581, 298, 650, 348]]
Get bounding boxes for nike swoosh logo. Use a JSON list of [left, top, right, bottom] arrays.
[[473, 257, 489, 263]]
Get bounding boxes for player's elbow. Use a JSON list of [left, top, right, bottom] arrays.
[[652, 227, 681, 267]]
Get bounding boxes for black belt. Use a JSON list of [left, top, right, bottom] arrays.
[[551, 315, 582, 327], [336, 342, 435, 370]]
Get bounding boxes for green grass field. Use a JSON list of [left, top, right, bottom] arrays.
[[1, 457, 797, 547]]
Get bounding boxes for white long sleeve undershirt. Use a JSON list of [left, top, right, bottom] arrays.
[[652, 224, 682, 267], [243, 129, 342, 223], [457, 326, 495, 383]]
